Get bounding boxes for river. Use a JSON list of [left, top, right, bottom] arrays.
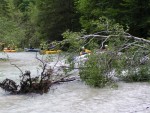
[[0, 52, 150, 113]]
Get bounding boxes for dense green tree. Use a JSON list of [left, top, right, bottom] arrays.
[[36, 0, 80, 41], [120, 0, 150, 37], [75, 0, 123, 33], [0, 0, 26, 47], [75, 0, 150, 37], [0, 0, 38, 47], [1, 0, 150, 48], [0, 17, 25, 47], [13, 0, 35, 12], [11, 0, 40, 47], [0, 0, 8, 16], [75, 0, 101, 32]]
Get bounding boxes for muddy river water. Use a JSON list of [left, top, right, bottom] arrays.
[[0, 52, 150, 113]]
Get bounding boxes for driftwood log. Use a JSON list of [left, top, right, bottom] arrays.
[[0, 52, 76, 94], [0, 69, 75, 94], [0, 66, 75, 94]]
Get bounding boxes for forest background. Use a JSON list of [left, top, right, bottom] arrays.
[[0, 0, 149, 48]]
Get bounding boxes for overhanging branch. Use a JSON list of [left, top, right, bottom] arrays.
[[80, 32, 150, 44]]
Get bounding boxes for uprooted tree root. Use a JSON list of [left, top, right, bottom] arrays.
[[0, 52, 76, 94], [0, 68, 75, 94]]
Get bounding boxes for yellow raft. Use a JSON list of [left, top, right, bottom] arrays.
[[40, 50, 61, 54], [45, 50, 61, 54], [80, 49, 91, 56], [3, 49, 16, 52]]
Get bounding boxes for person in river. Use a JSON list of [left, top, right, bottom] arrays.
[[48, 44, 55, 50], [80, 47, 91, 56], [101, 45, 108, 51]]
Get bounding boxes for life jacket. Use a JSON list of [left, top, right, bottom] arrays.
[[80, 49, 91, 55]]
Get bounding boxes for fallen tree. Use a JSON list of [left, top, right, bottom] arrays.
[[81, 32, 150, 85], [61, 20, 150, 87]]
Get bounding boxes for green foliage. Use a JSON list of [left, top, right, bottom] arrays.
[[0, 0, 10, 17], [79, 53, 114, 88], [75, 0, 150, 37], [79, 38, 150, 86], [39, 41, 48, 50], [75, 0, 99, 31], [91, 16, 126, 34], [120, 0, 150, 37], [62, 30, 85, 51], [27, 1, 38, 23], [36, 0, 80, 41], [118, 47, 150, 82], [122, 66, 150, 82], [0, 0, 40, 48], [85, 39, 99, 50], [63, 16, 150, 87], [62, 18, 121, 87], [0, 0, 150, 49], [62, 29, 99, 52], [0, 17, 25, 47]]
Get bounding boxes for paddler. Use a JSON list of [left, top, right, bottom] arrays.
[[80, 46, 91, 56]]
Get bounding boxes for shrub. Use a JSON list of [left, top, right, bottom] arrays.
[[120, 59, 150, 82], [79, 52, 116, 87]]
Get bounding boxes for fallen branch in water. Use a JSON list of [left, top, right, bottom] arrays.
[[0, 68, 76, 94], [0, 54, 76, 94]]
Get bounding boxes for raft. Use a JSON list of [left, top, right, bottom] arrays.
[[39, 50, 61, 54], [45, 50, 61, 54], [24, 48, 40, 52], [80, 49, 91, 56], [3, 49, 16, 52]]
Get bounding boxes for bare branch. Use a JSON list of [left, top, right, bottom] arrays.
[[80, 32, 150, 44], [81, 34, 108, 39], [10, 63, 24, 75], [125, 35, 150, 44]]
